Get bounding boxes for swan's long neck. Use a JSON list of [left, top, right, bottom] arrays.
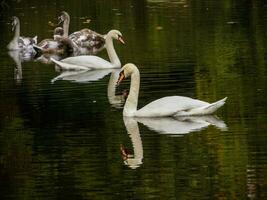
[[105, 36, 121, 68], [123, 69, 140, 116], [14, 22, 20, 40], [63, 18, 69, 37], [8, 21, 20, 50]]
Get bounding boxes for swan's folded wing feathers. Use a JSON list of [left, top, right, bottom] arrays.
[[60, 55, 113, 69], [135, 96, 209, 117]]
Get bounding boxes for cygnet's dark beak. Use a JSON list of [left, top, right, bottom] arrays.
[[58, 16, 63, 25]]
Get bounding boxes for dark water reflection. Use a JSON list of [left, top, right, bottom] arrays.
[[0, 0, 267, 199]]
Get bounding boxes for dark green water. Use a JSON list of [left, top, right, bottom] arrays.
[[0, 0, 267, 199]]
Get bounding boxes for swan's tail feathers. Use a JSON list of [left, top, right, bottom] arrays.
[[175, 97, 227, 116], [50, 58, 89, 71], [197, 97, 227, 115]]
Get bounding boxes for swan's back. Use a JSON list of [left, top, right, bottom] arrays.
[[61, 55, 114, 69], [69, 28, 105, 48], [135, 96, 210, 117]]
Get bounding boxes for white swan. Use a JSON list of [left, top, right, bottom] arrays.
[[117, 64, 227, 117], [51, 30, 124, 70], [7, 16, 37, 53]]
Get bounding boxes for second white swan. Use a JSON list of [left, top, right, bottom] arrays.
[[117, 64, 227, 117], [51, 30, 124, 70]]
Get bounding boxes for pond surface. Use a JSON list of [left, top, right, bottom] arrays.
[[0, 0, 267, 199]]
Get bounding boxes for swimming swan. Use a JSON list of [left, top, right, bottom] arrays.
[[51, 30, 124, 70], [117, 63, 227, 117], [58, 11, 105, 52], [7, 16, 37, 52]]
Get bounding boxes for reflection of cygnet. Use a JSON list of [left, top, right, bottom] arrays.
[[121, 117, 143, 169], [8, 50, 22, 83]]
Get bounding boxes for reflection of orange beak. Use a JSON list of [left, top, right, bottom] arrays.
[[118, 36, 125, 44], [117, 72, 125, 86], [120, 144, 128, 160]]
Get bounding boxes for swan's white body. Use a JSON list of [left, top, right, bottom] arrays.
[[118, 64, 227, 117], [7, 16, 37, 54], [122, 117, 143, 169], [51, 30, 124, 70]]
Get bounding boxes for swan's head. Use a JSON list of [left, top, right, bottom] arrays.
[[117, 63, 138, 85], [107, 30, 125, 44], [53, 27, 64, 39], [11, 16, 19, 31], [58, 11, 70, 24]]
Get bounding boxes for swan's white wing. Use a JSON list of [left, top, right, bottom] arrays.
[[135, 96, 210, 117], [60, 55, 113, 69], [51, 56, 114, 70]]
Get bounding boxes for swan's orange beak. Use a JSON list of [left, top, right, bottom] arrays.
[[117, 71, 125, 86], [118, 36, 125, 44]]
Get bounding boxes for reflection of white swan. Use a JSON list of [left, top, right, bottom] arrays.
[[51, 68, 127, 107], [136, 115, 227, 135], [117, 64, 227, 117], [107, 70, 128, 108], [120, 115, 227, 169], [51, 69, 113, 83], [121, 117, 143, 169], [51, 30, 124, 70]]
